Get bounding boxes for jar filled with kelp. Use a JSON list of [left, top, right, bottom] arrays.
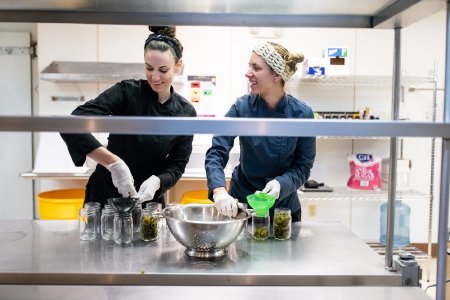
[[274, 208, 291, 240], [140, 207, 159, 242], [251, 212, 269, 241]]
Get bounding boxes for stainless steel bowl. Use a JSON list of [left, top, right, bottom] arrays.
[[163, 204, 250, 258]]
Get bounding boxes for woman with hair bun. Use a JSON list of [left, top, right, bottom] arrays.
[[61, 26, 196, 208], [206, 41, 316, 221]]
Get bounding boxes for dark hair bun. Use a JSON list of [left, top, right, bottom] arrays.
[[148, 26, 176, 38]]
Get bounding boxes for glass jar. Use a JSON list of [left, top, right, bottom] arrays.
[[132, 206, 142, 235], [101, 207, 115, 241], [79, 207, 97, 241], [145, 202, 165, 234], [140, 207, 159, 242], [238, 203, 250, 239], [252, 212, 269, 241], [145, 202, 162, 211], [274, 208, 292, 240], [113, 213, 133, 244], [84, 202, 101, 236]]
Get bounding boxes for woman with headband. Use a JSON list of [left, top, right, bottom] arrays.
[[205, 41, 316, 221], [61, 26, 196, 208]]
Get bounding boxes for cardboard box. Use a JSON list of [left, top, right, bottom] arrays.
[[324, 47, 349, 75], [303, 57, 326, 76], [326, 47, 348, 58]]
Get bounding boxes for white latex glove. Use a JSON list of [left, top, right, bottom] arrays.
[[136, 175, 161, 204], [106, 160, 137, 198], [261, 179, 281, 199], [213, 191, 237, 217]]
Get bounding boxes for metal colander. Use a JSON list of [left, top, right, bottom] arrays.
[[163, 204, 249, 258]]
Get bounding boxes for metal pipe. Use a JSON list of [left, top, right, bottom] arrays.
[[427, 60, 438, 282], [408, 86, 445, 92], [2, 116, 450, 137], [437, 138, 450, 300], [385, 27, 401, 271], [436, 3, 450, 299]]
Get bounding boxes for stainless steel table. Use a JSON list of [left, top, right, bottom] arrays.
[[0, 220, 401, 286], [0, 286, 432, 300]]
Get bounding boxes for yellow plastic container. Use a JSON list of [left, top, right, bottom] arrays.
[[180, 190, 213, 205], [37, 189, 85, 220]]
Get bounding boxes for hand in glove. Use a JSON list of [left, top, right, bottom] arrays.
[[261, 179, 281, 199], [137, 175, 161, 204], [106, 160, 137, 198], [213, 190, 237, 217]]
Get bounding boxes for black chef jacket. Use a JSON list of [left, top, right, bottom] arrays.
[[61, 79, 197, 207]]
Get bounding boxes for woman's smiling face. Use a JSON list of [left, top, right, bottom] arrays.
[[245, 52, 277, 95], [144, 49, 181, 95]]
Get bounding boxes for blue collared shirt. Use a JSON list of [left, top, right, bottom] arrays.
[[205, 93, 316, 213]]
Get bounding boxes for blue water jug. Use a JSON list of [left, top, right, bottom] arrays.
[[379, 200, 410, 247]]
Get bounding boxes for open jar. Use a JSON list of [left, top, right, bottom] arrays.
[[251, 212, 269, 241], [113, 212, 133, 244], [100, 206, 115, 241], [132, 206, 142, 235], [274, 208, 291, 240], [79, 207, 97, 241], [140, 207, 159, 242]]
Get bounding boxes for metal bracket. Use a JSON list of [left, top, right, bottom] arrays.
[[0, 41, 37, 58], [393, 254, 422, 287], [51, 96, 85, 102], [0, 46, 30, 56], [30, 40, 37, 59]]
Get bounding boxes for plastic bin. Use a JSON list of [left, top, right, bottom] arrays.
[[180, 190, 213, 205], [37, 189, 85, 220]]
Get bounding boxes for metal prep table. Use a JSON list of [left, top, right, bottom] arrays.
[[0, 220, 402, 286], [0, 286, 432, 300]]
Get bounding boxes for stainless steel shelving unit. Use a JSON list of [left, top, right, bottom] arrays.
[[0, 0, 446, 29], [290, 71, 437, 274], [301, 186, 430, 202], [0, 286, 434, 300], [288, 74, 434, 87], [0, 1, 449, 299]]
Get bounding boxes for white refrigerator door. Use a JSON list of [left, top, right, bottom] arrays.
[[0, 32, 33, 219]]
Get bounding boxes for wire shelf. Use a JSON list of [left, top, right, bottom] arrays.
[[287, 75, 434, 87], [301, 186, 430, 201], [367, 242, 429, 260]]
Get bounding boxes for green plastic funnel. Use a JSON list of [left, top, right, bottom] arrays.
[[246, 193, 276, 217]]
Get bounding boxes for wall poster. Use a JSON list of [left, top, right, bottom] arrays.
[[187, 75, 217, 117]]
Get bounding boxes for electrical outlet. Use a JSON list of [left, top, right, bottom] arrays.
[[308, 204, 316, 217]]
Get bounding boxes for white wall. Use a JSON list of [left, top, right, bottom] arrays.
[[32, 11, 446, 243], [0, 23, 37, 219], [0, 23, 38, 114]]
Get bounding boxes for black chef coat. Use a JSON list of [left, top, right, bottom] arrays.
[[61, 79, 197, 207]]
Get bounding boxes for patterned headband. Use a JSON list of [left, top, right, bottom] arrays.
[[252, 42, 293, 82], [144, 34, 183, 59]]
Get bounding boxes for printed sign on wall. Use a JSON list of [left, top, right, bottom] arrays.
[[187, 75, 217, 117]]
